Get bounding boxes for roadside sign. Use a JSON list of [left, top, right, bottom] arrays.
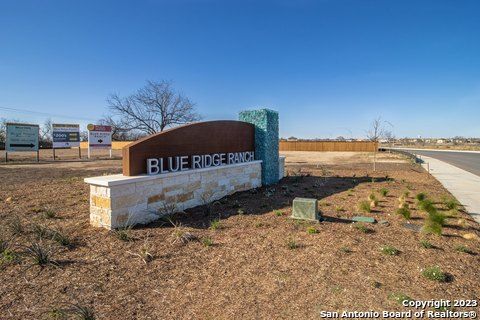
[[88, 124, 112, 149], [52, 124, 80, 148], [6, 123, 39, 152]]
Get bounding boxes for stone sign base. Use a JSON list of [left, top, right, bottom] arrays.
[[85, 158, 285, 230]]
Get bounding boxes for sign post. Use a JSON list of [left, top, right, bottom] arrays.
[[5, 123, 40, 162], [52, 124, 80, 160], [87, 124, 112, 159]]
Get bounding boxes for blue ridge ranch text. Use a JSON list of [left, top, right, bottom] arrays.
[[146, 151, 255, 175]]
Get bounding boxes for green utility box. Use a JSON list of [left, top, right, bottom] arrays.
[[291, 197, 320, 221]]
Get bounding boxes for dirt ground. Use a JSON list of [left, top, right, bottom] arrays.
[[0, 151, 479, 319], [0, 148, 123, 163]]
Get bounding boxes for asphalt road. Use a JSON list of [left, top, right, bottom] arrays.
[[400, 149, 480, 177]]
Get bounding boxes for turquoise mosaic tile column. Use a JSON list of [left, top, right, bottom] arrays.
[[239, 109, 279, 185]]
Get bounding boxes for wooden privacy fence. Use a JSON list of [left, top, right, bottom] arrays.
[[279, 141, 378, 152], [80, 141, 378, 152]]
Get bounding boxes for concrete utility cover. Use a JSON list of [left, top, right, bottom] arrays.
[[402, 223, 422, 232], [352, 216, 376, 223], [378, 220, 390, 226], [291, 197, 320, 221]]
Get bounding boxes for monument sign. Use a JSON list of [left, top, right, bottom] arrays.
[[85, 109, 284, 230]]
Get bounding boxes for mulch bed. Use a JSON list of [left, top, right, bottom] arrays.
[[0, 154, 479, 319]]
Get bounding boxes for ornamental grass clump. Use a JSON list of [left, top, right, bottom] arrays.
[[396, 207, 411, 220], [380, 188, 389, 197], [418, 199, 436, 214], [422, 206, 446, 236], [455, 245, 474, 255], [306, 226, 318, 234], [415, 192, 427, 202], [443, 197, 460, 211], [422, 266, 447, 282], [381, 245, 400, 256], [23, 242, 59, 268], [420, 239, 434, 249], [359, 200, 371, 213]]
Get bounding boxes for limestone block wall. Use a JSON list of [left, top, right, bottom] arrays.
[[85, 161, 263, 229]]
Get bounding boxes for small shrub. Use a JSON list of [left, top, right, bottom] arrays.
[[396, 207, 411, 220], [255, 222, 264, 228], [286, 238, 298, 249], [23, 242, 58, 268], [422, 266, 447, 282], [353, 223, 373, 234], [389, 292, 412, 304], [0, 239, 16, 264], [274, 210, 284, 216], [306, 226, 318, 234], [340, 247, 352, 253], [209, 219, 222, 230], [202, 237, 213, 247], [420, 239, 433, 249], [380, 188, 389, 197], [455, 245, 474, 255], [368, 193, 377, 202], [237, 208, 245, 215], [415, 192, 427, 202], [358, 200, 371, 213], [381, 245, 400, 256], [402, 190, 410, 198], [43, 209, 57, 219]]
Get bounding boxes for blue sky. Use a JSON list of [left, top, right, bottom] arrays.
[[1, 0, 479, 138]]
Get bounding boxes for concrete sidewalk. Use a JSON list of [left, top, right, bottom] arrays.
[[419, 155, 480, 224]]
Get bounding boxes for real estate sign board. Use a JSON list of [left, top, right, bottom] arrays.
[[52, 124, 80, 148], [87, 124, 112, 149], [6, 123, 39, 152]]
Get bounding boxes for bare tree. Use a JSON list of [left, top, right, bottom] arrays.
[[366, 117, 387, 171], [38, 118, 53, 148], [106, 80, 201, 135], [383, 130, 395, 147]]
